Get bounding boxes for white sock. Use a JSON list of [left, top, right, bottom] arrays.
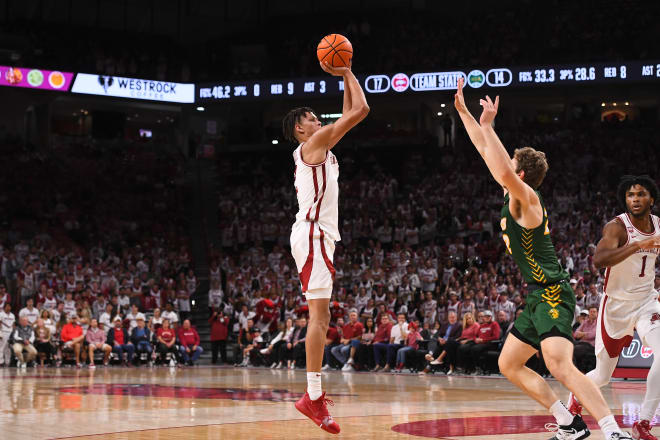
[[307, 372, 322, 401], [598, 415, 621, 437], [347, 358, 354, 364], [550, 400, 574, 426], [640, 329, 660, 422]]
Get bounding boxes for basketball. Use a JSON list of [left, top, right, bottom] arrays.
[[317, 34, 353, 68]]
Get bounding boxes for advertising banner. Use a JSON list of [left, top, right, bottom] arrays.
[[0, 66, 74, 91], [72, 73, 195, 103]]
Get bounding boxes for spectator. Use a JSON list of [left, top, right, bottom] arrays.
[[178, 319, 203, 366], [330, 311, 364, 372], [455, 313, 481, 374], [208, 280, 224, 311], [469, 310, 501, 375], [382, 313, 408, 373], [0, 303, 16, 367], [18, 298, 39, 326], [86, 318, 112, 368], [573, 307, 598, 373], [237, 318, 259, 367], [354, 317, 376, 370], [99, 304, 114, 333], [126, 304, 145, 331], [130, 317, 153, 365], [12, 316, 37, 368], [156, 318, 178, 366], [422, 311, 462, 374], [393, 321, 422, 373], [290, 316, 308, 370], [263, 318, 294, 368], [61, 314, 85, 368], [496, 310, 510, 333], [149, 308, 164, 331], [209, 308, 230, 365], [33, 318, 54, 367], [162, 302, 179, 329], [107, 316, 134, 366]]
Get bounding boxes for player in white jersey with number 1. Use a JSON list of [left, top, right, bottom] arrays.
[[282, 58, 369, 435], [569, 175, 660, 440]]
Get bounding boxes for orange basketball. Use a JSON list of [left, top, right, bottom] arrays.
[[317, 34, 353, 68]]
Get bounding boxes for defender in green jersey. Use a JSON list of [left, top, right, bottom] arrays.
[[454, 79, 629, 440]]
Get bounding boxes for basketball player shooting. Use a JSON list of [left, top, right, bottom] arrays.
[[568, 175, 660, 440], [281, 51, 369, 433], [454, 78, 631, 440]]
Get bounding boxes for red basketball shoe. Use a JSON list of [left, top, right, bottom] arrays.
[[568, 392, 583, 416], [295, 392, 341, 434], [632, 420, 657, 440]]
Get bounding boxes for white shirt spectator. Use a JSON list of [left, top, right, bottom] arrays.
[[0, 310, 15, 335], [162, 310, 179, 325], [390, 321, 409, 344], [494, 300, 516, 321], [126, 311, 146, 330], [19, 306, 40, 325], [238, 311, 256, 330], [208, 287, 224, 309], [99, 311, 113, 333], [42, 296, 57, 311], [63, 300, 77, 318]]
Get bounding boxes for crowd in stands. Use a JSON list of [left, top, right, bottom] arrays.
[[1, 1, 658, 82], [0, 138, 200, 368], [207, 119, 660, 376]]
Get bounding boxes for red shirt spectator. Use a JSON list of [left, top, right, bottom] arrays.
[[61, 321, 83, 342], [209, 312, 229, 341], [178, 325, 200, 348], [342, 317, 364, 340], [157, 327, 176, 344], [477, 320, 501, 342], [113, 327, 125, 345], [326, 326, 340, 344], [405, 324, 422, 350], [459, 322, 481, 342], [373, 319, 393, 343], [330, 302, 345, 323]]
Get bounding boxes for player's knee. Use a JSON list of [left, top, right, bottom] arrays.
[[590, 371, 611, 387], [544, 356, 574, 381], [498, 354, 518, 377]]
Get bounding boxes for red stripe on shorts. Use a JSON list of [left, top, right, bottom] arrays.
[[299, 222, 315, 292], [319, 229, 336, 281], [600, 295, 633, 358]]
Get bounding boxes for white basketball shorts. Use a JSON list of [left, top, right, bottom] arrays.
[[290, 221, 336, 300], [595, 292, 660, 358]]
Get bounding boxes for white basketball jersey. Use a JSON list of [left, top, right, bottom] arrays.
[[292, 144, 340, 242], [604, 213, 660, 301]]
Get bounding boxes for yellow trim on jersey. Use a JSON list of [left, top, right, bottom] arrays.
[[522, 228, 547, 283]]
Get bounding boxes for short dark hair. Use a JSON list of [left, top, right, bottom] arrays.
[[513, 147, 549, 189], [282, 107, 315, 143], [617, 175, 658, 211]]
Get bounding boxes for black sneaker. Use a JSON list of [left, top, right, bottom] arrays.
[[546, 414, 591, 440]]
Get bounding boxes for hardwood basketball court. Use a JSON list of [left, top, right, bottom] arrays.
[[0, 366, 651, 439]]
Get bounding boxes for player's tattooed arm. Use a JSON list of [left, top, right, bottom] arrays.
[[593, 219, 657, 268]]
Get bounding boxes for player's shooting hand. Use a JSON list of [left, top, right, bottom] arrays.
[[320, 61, 350, 77], [479, 95, 499, 126], [454, 78, 469, 114]]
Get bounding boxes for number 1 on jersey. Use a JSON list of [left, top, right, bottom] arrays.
[[639, 255, 647, 277]]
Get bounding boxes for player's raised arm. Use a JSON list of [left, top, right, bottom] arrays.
[[593, 219, 660, 269], [454, 77, 488, 157], [304, 62, 369, 158], [478, 95, 539, 208]]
